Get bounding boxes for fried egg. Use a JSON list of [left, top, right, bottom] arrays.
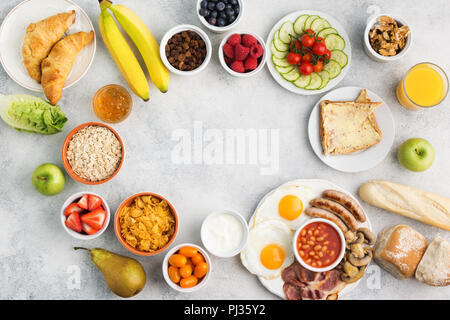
[[240, 220, 294, 280], [253, 184, 316, 230]]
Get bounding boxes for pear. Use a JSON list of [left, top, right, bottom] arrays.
[[75, 247, 146, 298]]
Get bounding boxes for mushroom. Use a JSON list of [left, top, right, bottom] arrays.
[[341, 265, 366, 284], [344, 230, 357, 243], [343, 261, 359, 277], [350, 232, 364, 245], [347, 247, 373, 267], [350, 243, 365, 258], [357, 227, 375, 246]]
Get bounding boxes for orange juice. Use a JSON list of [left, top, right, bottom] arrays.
[[396, 63, 448, 110]]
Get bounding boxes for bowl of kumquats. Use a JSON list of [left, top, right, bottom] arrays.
[[162, 243, 211, 292]]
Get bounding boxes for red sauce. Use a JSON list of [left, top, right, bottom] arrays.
[[296, 221, 342, 268]]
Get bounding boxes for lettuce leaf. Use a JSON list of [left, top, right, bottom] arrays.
[[0, 94, 67, 135]]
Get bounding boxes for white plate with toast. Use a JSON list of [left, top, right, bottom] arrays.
[[247, 179, 372, 300], [308, 86, 395, 173], [0, 0, 96, 92]]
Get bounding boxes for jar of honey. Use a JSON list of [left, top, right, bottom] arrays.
[[93, 84, 132, 123]]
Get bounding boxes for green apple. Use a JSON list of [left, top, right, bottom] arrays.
[[32, 163, 65, 196], [398, 138, 435, 172]]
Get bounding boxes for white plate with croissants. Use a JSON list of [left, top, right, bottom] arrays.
[[0, 0, 96, 105], [308, 86, 395, 173]]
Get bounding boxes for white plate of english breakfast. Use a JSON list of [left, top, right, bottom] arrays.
[[241, 179, 374, 300], [0, 0, 96, 94], [266, 10, 351, 95], [308, 86, 395, 173]]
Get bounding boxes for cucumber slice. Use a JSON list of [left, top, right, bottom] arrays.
[[324, 34, 345, 50], [275, 65, 294, 74], [317, 27, 338, 38], [310, 18, 330, 34], [294, 14, 309, 34], [272, 55, 290, 67], [304, 72, 322, 90], [282, 67, 301, 82], [323, 60, 342, 79], [293, 74, 311, 88], [330, 50, 348, 68], [273, 31, 289, 51], [317, 70, 330, 89], [271, 41, 287, 59], [304, 15, 319, 30], [279, 21, 295, 44]]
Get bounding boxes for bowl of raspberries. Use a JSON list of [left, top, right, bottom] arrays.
[[219, 32, 266, 77]]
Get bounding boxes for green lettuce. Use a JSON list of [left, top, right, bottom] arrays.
[[0, 94, 67, 134]]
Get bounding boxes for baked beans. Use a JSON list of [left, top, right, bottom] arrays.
[[296, 221, 342, 268]]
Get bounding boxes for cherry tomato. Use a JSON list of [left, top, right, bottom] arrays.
[[191, 252, 205, 265], [286, 52, 301, 65], [179, 246, 198, 258], [179, 263, 193, 278], [168, 266, 181, 284], [316, 37, 325, 43], [168, 254, 187, 268], [290, 39, 302, 52], [194, 262, 209, 278], [299, 61, 313, 75], [304, 29, 315, 36], [180, 275, 198, 288], [312, 42, 327, 56], [302, 52, 312, 62], [313, 60, 323, 72], [320, 49, 332, 62], [301, 33, 315, 48]]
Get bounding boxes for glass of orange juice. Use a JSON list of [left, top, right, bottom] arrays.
[[396, 62, 448, 110]]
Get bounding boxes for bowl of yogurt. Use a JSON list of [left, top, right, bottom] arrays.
[[201, 210, 249, 258]]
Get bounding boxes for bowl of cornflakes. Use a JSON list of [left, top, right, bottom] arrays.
[[114, 192, 179, 256]]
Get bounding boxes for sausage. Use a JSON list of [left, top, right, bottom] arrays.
[[304, 207, 348, 233], [309, 198, 358, 231], [322, 190, 367, 222]]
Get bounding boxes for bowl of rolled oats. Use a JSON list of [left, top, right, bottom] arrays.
[[364, 14, 411, 62], [62, 122, 124, 185], [114, 192, 179, 256]]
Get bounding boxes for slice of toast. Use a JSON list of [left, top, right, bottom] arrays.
[[320, 90, 383, 155]]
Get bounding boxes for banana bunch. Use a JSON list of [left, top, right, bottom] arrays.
[[98, 0, 169, 101]]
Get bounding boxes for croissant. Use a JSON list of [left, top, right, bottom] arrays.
[[41, 31, 94, 105], [22, 11, 76, 83]]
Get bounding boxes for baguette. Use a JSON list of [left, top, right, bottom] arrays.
[[359, 180, 450, 231]]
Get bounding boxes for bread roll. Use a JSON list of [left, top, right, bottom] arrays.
[[374, 225, 428, 279], [415, 236, 450, 286], [359, 180, 450, 231]]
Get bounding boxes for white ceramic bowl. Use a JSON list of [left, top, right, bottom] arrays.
[[162, 243, 212, 293], [218, 32, 266, 78], [60, 191, 110, 240], [160, 24, 212, 76], [292, 218, 345, 272], [363, 14, 412, 62], [196, 0, 243, 33], [200, 210, 249, 257]]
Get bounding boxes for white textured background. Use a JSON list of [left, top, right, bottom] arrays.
[[0, 0, 449, 300]]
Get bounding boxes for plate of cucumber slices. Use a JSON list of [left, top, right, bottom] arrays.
[[266, 10, 351, 95]]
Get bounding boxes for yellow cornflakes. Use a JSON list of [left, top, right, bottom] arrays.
[[119, 196, 175, 252]]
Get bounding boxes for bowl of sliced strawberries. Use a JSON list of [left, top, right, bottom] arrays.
[[61, 191, 110, 240]]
